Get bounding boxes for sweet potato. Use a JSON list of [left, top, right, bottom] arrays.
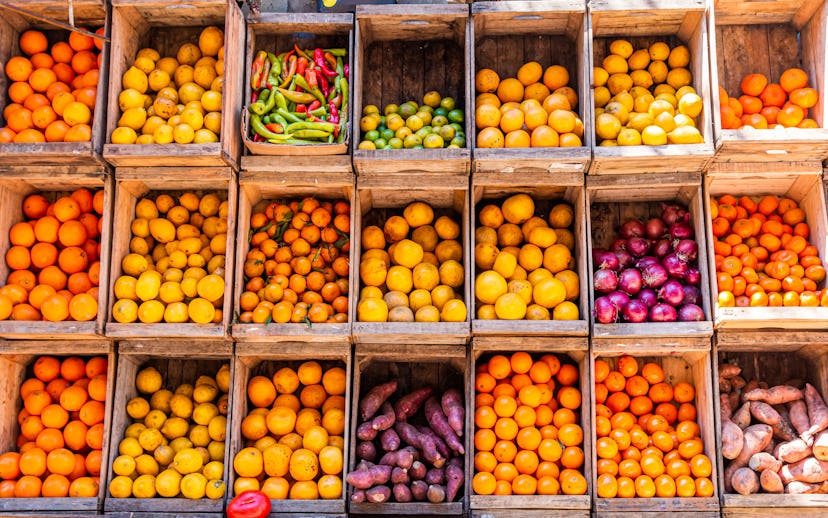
[[409, 460, 426, 480], [729, 392, 740, 411], [802, 384, 828, 445], [393, 483, 412, 503], [720, 378, 732, 394], [732, 402, 752, 429], [760, 469, 784, 493], [411, 480, 428, 501], [748, 452, 782, 472], [721, 395, 745, 460], [732, 467, 760, 495], [742, 380, 760, 401], [346, 464, 392, 489], [380, 428, 401, 452], [780, 456, 828, 484], [788, 399, 810, 436], [719, 363, 742, 379], [356, 459, 374, 472], [394, 386, 433, 422], [446, 457, 464, 502], [775, 439, 812, 464], [357, 441, 377, 462], [441, 388, 465, 437], [724, 424, 773, 492], [813, 430, 828, 461], [371, 402, 396, 431], [427, 483, 446, 503], [785, 480, 824, 494], [379, 449, 415, 470], [425, 397, 464, 454], [750, 402, 781, 425], [366, 485, 391, 503], [721, 392, 735, 419], [763, 438, 776, 455], [360, 380, 398, 421], [395, 422, 445, 468], [391, 467, 409, 485], [771, 405, 797, 442], [744, 386, 803, 405], [425, 467, 445, 485], [416, 424, 451, 459], [357, 421, 378, 441], [351, 489, 366, 503], [731, 376, 747, 391]]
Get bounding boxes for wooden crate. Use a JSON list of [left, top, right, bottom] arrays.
[[470, 171, 589, 337], [471, 1, 591, 175], [468, 337, 591, 518], [587, 0, 715, 174], [0, 168, 113, 339], [104, 167, 237, 338], [591, 345, 720, 517], [352, 4, 472, 176], [586, 172, 714, 347], [0, 340, 114, 514], [350, 174, 471, 345], [713, 332, 828, 516], [349, 343, 468, 515], [102, 0, 244, 169], [103, 340, 234, 515], [228, 342, 351, 518], [704, 165, 828, 330], [708, 0, 828, 163], [240, 12, 353, 168], [231, 170, 355, 343], [0, 3, 109, 166]]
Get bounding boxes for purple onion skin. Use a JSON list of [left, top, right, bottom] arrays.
[[646, 218, 667, 240], [678, 303, 705, 322], [627, 237, 651, 257], [682, 285, 702, 306], [674, 239, 698, 262], [623, 299, 649, 323], [658, 279, 685, 306], [685, 267, 701, 286], [594, 269, 618, 293], [614, 250, 633, 269], [662, 253, 689, 279], [650, 303, 678, 322], [653, 239, 672, 258], [662, 203, 687, 226], [639, 289, 658, 308], [594, 296, 618, 324], [597, 251, 620, 271], [636, 256, 660, 269], [618, 268, 643, 295], [592, 248, 607, 265], [670, 221, 694, 240], [642, 263, 668, 289], [607, 291, 630, 312], [620, 219, 646, 239], [611, 238, 627, 252]]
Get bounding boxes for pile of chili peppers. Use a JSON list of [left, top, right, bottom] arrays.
[[247, 45, 348, 145]]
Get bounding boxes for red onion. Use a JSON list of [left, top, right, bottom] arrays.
[[596, 251, 619, 271], [682, 285, 702, 306], [593, 269, 618, 293], [623, 299, 649, 323], [626, 237, 651, 257], [678, 303, 705, 322], [618, 268, 642, 295], [661, 203, 687, 226], [669, 221, 694, 240], [620, 219, 646, 239], [636, 256, 659, 269], [610, 238, 627, 252], [685, 267, 701, 286], [638, 289, 657, 308], [646, 218, 667, 239], [649, 303, 678, 322], [653, 239, 672, 258], [658, 279, 685, 306], [642, 263, 668, 288], [674, 239, 698, 262], [607, 290, 630, 312], [662, 253, 689, 279], [592, 248, 607, 265], [594, 296, 618, 324]]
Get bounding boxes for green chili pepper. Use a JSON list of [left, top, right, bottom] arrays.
[[292, 129, 331, 139], [336, 56, 343, 77], [266, 52, 281, 87], [279, 55, 297, 88], [250, 87, 278, 115], [293, 76, 326, 105], [327, 77, 340, 102], [286, 121, 336, 133], [250, 113, 284, 140], [324, 48, 347, 57], [271, 113, 289, 128], [277, 108, 304, 124], [273, 90, 288, 112], [340, 78, 348, 117], [277, 87, 316, 105]]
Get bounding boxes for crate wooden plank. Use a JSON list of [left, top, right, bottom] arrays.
[[708, 1, 828, 162], [0, 6, 109, 166], [231, 171, 354, 342], [227, 342, 351, 516], [352, 4, 471, 176], [102, 0, 243, 169], [470, 171, 589, 336], [591, 349, 719, 515], [471, 1, 591, 175], [349, 343, 467, 515], [704, 166, 828, 329], [103, 340, 233, 514], [350, 174, 471, 344], [586, 173, 714, 346], [0, 168, 113, 339], [104, 168, 236, 338], [469, 338, 591, 513], [587, 0, 714, 174], [0, 340, 114, 513]]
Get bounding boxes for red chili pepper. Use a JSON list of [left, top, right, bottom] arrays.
[[316, 70, 329, 97], [250, 50, 267, 89], [324, 51, 337, 71], [297, 56, 308, 77], [330, 93, 342, 108], [253, 133, 264, 142], [313, 48, 338, 79], [329, 103, 340, 124], [304, 69, 318, 89], [265, 123, 283, 134], [334, 124, 340, 138], [308, 100, 321, 112], [295, 104, 307, 114], [344, 64, 349, 79]]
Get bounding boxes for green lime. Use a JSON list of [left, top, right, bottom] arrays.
[[448, 109, 464, 123], [434, 107, 448, 117], [413, 145, 424, 149], [403, 134, 422, 149], [450, 123, 463, 133], [416, 111, 432, 126], [439, 125, 455, 140], [415, 127, 431, 140], [450, 136, 466, 148], [388, 137, 403, 149], [381, 128, 395, 141], [364, 130, 380, 142], [373, 138, 388, 148], [398, 102, 417, 119], [406, 115, 424, 131]]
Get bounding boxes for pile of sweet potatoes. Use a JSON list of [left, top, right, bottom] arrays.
[[347, 379, 465, 504], [719, 362, 828, 495]]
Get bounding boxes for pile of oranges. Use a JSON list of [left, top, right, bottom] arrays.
[[0, 189, 104, 323], [594, 356, 714, 499], [0, 355, 108, 498], [472, 352, 587, 497], [1, 28, 103, 144], [233, 361, 346, 500], [475, 62, 584, 149], [711, 194, 827, 307], [720, 68, 819, 129], [238, 197, 350, 326]]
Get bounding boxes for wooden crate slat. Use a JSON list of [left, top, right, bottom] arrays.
[[713, 0, 824, 29]]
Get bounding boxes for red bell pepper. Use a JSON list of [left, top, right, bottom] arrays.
[[226, 490, 271, 518]]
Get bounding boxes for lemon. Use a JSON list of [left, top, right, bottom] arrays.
[[173, 448, 204, 475], [193, 382, 218, 403], [196, 274, 224, 302], [136, 367, 163, 394], [135, 270, 162, 301], [155, 57, 178, 76], [668, 45, 690, 68], [609, 39, 634, 58], [205, 479, 226, 500], [208, 415, 227, 441], [144, 409, 167, 430], [204, 112, 221, 133], [123, 66, 148, 93], [136, 134, 154, 144], [207, 441, 225, 462], [667, 68, 692, 90], [154, 124, 174, 144], [593, 67, 609, 87], [119, 437, 143, 458], [158, 282, 184, 304], [595, 113, 622, 140], [180, 108, 204, 131], [189, 424, 211, 447], [494, 292, 527, 319], [155, 469, 182, 498], [135, 453, 160, 476], [194, 128, 218, 143], [357, 297, 388, 322], [667, 126, 703, 144], [113, 455, 137, 477], [617, 127, 642, 146], [678, 93, 702, 117], [180, 472, 207, 499], [188, 298, 216, 324], [111, 126, 138, 144], [201, 91, 222, 112], [475, 271, 507, 305], [173, 124, 195, 144], [125, 421, 146, 437], [139, 427, 165, 451], [533, 277, 567, 308], [203, 460, 224, 481], [138, 299, 165, 323], [109, 475, 133, 498], [161, 416, 189, 439], [642, 125, 668, 146]]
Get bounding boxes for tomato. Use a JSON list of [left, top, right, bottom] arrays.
[[227, 490, 271, 518]]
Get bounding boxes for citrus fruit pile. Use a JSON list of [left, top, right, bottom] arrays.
[[474, 195, 579, 321], [474, 62, 584, 148], [0, 189, 104, 323], [710, 194, 826, 307], [472, 352, 587, 496], [110, 191, 229, 324], [1, 28, 103, 144], [719, 68, 820, 129], [110, 26, 224, 145], [357, 201, 467, 323], [594, 39, 705, 146], [232, 361, 346, 500], [0, 355, 107, 498], [237, 197, 350, 325], [594, 356, 715, 499], [357, 92, 466, 150]]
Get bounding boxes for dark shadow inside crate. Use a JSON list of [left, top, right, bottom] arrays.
[[718, 350, 828, 396], [253, 32, 348, 58]]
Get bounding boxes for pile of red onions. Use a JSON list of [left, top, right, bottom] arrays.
[[592, 203, 705, 324]]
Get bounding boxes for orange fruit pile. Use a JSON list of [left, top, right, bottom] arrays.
[[0, 355, 107, 498], [710, 194, 826, 307], [594, 356, 714, 499], [720, 68, 819, 129], [0, 189, 104, 323], [238, 198, 350, 325], [472, 352, 587, 496], [233, 361, 346, 501], [1, 28, 103, 144]]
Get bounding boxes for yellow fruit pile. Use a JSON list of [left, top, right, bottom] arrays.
[[111, 191, 228, 324], [111, 26, 224, 145], [594, 39, 704, 146], [232, 361, 346, 500], [357, 201, 467, 323], [475, 62, 584, 149], [475, 194, 580, 321], [108, 364, 229, 500]]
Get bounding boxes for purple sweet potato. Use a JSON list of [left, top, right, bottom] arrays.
[[357, 421, 378, 441], [425, 397, 464, 454], [393, 483, 412, 503], [380, 428, 401, 452], [780, 456, 828, 484], [411, 480, 428, 501], [356, 441, 377, 462], [366, 485, 391, 503], [356, 459, 374, 472], [750, 401, 781, 425], [788, 399, 810, 436], [425, 467, 445, 485], [775, 439, 813, 464], [350, 489, 366, 503], [441, 388, 465, 437], [379, 449, 415, 470], [427, 484, 446, 503], [732, 402, 752, 430], [802, 384, 828, 445], [370, 402, 396, 431], [409, 461, 426, 480], [346, 464, 392, 489], [760, 469, 784, 493], [395, 421, 445, 468], [748, 452, 782, 472], [744, 386, 803, 405], [360, 381, 398, 421], [416, 424, 451, 458], [446, 457, 464, 502], [394, 386, 433, 422], [391, 467, 409, 485], [719, 363, 742, 379], [732, 467, 759, 495]]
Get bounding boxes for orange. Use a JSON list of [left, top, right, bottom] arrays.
[[511, 473, 537, 495], [493, 440, 517, 463], [556, 364, 578, 386], [472, 472, 496, 495], [741, 73, 767, 96], [497, 78, 525, 103], [62, 101, 91, 126], [500, 109, 524, 133], [778, 104, 805, 127], [33, 356, 61, 382], [5, 56, 33, 82], [780, 68, 809, 93], [560, 446, 583, 469], [488, 355, 512, 379], [70, 51, 96, 75], [52, 63, 75, 84], [52, 91, 75, 116], [616, 355, 638, 377], [7, 107, 33, 132], [673, 382, 695, 403], [14, 475, 42, 497], [476, 68, 500, 93], [69, 32, 95, 52]]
